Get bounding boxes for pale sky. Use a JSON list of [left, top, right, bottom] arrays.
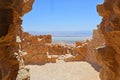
[[22, 0, 104, 32]]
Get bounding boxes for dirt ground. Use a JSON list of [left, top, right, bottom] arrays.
[[26, 61, 100, 80]]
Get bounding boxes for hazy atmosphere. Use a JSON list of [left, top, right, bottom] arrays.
[[22, 0, 103, 32]]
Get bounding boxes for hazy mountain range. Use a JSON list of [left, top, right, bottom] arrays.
[[28, 31, 92, 37]]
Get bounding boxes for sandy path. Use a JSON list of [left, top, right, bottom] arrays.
[[26, 61, 100, 80]]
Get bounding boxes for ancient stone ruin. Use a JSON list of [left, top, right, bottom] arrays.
[[0, 0, 120, 80]]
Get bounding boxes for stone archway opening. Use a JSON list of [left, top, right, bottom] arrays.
[[0, 0, 120, 80], [21, 0, 103, 80]]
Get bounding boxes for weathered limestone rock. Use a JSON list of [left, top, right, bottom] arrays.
[[75, 41, 82, 47], [16, 68, 30, 80], [96, 0, 120, 80], [75, 0, 120, 79], [0, 0, 34, 80], [23, 32, 52, 44], [47, 44, 68, 55], [22, 32, 90, 64], [22, 32, 52, 65], [21, 32, 77, 64]]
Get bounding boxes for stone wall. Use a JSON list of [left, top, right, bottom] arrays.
[[22, 32, 84, 65], [22, 32, 52, 65]]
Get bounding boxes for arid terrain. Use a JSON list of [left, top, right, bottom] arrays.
[[27, 61, 100, 80]]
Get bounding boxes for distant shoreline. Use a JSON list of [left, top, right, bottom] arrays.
[[28, 31, 92, 37], [52, 36, 92, 44], [52, 36, 92, 37]]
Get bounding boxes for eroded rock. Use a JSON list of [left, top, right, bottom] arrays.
[[97, 0, 120, 80], [0, 0, 34, 79], [73, 0, 120, 79]]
